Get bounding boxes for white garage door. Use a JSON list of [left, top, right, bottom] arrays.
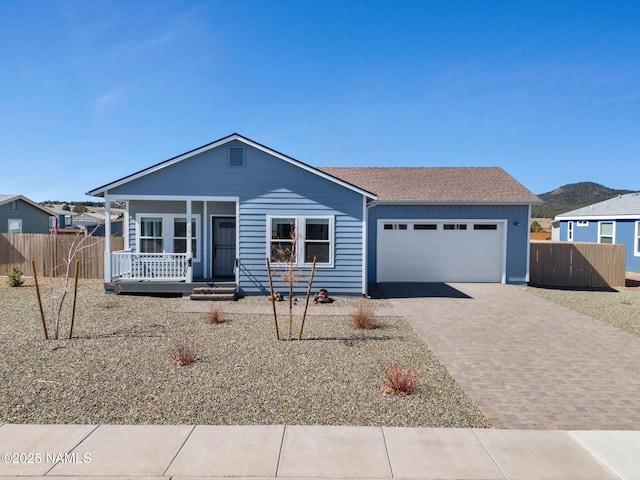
[[377, 221, 505, 282]]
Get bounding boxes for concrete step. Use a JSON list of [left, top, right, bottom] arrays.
[[190, 293, 237, 301], [192, 287, 236, 295]]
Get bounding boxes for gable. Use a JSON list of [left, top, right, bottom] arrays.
[[87, 134, 376, 200]]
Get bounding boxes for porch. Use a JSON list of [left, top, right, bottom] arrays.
[[106, 278, 236, 297]]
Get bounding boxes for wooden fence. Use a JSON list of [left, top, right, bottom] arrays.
[[530, 241, 626, 288], [0, 234, 124, 279]]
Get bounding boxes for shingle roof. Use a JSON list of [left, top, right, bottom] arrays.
[[319, 167, 542, 204], [556, 192, 640, 218]]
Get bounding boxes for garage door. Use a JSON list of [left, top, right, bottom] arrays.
[[377, 221, 505, 282]]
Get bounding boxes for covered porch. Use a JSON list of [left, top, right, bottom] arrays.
[[102, 194, 239, 295]]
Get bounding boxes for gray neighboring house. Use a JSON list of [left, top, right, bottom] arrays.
[[555, 192, 640, 275], [0, 195, 55, 234], [87, 133, 541, 296]]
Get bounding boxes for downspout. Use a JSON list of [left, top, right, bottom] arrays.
[[363, 197, 379, 297]]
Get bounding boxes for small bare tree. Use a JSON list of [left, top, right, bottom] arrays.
[[268, 224, 316, 340]]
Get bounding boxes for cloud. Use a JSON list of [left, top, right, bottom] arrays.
[[92, 85, 128, 116]]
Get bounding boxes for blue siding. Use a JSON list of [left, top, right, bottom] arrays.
[[112, 141, 366, 295], [558, 219, 640, 273], [368, 204, 531, 284], [0, 200, 51, 234]]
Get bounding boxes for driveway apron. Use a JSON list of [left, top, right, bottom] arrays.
[[379, 282, 640, 429]]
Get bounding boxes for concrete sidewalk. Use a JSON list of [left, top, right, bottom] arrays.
[[1, 424, 639, 479]]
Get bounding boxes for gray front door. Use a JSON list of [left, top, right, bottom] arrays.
[[212, 217, 236, 277]]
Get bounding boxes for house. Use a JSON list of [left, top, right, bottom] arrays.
[[73, 212, 124, 237], [0, 194, 55, 234], [49, 207, 77, 230], [87, 133, 542, 296], [555, 193, 640, 275]]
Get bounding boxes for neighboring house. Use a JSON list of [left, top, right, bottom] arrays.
[[73, 212, 123, 237], [555, 193, 640, 274], [49, 207, 77, 229], [87, 133, 542, 296], [0, 194, 55, 234]]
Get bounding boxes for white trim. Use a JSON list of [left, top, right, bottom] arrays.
[[87, 134, 377, 200], [203, 202, 209, 278], [576, 220, 589, 227], [362, 197, 367, 295], [124, 201, 130, 250], [375, 219, 507, 284], [7, 218, 22, 234], [525, 205, 531, 283], [635, 221, 640, 257], [567, 221, 574, 242], [135, 213, 202, 262], [266, 215, 335, 268], [556, 214, 640, 221], [99, 194, 239, 202], [598, 220, 616, 244]]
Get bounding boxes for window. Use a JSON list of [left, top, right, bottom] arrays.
[[636, 221, 640, 256], [577, 221, 589, 227], [8, 219, 22, 234], [567, 221, 574, 241], [173, 218, 197, 255], [444, 224, 467, 230], [229, 146, 245, 167], [474, 224, 498, 230], [137, 214, 201, 259], [268, 216, 333, 266], [598, 221, 614, 244], [140, 217, 163, 253], [305, 218, 330, 263], [414, 224, 437, 230]]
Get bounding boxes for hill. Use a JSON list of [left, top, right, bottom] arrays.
[[532, 182, 636, 218]]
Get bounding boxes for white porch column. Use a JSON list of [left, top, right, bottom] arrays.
[[104, 194, 112, 283], [186, 199, 193, 283]]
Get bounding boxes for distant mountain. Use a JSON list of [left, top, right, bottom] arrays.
[[532, 182, 636, 218]]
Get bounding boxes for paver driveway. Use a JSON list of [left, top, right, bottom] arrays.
[[379, 283, 640, 430]]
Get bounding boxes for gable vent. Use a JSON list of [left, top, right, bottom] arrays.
[[229, 146, 245, 167]]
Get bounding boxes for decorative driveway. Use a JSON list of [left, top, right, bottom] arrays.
[[380, 282, 640, 430]]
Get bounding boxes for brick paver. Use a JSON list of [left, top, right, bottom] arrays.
[[380, 282, 640, 430]]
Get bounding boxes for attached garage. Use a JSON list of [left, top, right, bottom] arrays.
[[376, 220, 506, 283]]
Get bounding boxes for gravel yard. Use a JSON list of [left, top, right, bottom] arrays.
[[0, 279, 489, 427], [524, 284, 640, 337]]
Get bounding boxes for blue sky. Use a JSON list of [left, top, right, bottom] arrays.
[[1, 0, 639, 202]]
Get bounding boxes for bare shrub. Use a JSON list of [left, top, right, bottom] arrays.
[[205, 305, 223, 324], [350, 300, 377, 330], [104, 282, 123, 309], [171, 343, 199, 366], [381, 360, 418, 395]]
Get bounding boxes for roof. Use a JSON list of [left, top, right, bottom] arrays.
[[319, 167, 542, 204], [87, 133, 377, 200], [556, 192, 640, 219], [0, 194, 56, 215]]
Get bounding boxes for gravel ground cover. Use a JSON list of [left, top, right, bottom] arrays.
[[524, 284, 640, 337], [0, 278, 489, 427]]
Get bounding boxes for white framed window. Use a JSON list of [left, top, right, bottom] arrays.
[[8, 219, 22, 234], [137, 214, 201, 260], [635, 221, 640, 256], [567, 221, 574, 241], [267, 215, 333, 266], [577, 221, 589, 227], [598, 221, 615, 244]]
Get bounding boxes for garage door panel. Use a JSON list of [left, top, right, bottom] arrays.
[[377, 221, 504, 283]]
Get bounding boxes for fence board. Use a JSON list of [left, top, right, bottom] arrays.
[[530, 241, 626, 288], [0, 234, 123, 279]]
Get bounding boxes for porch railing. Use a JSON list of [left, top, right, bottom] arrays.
[[110, 251, 190, 281]]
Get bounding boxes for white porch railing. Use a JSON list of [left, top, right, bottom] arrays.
[[110, 251, 191, 281]]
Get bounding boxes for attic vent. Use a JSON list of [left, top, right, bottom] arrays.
[[229, 146, 245, 167]]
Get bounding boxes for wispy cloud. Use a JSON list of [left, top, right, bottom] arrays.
[[92, 85, 128, 116], [126, 30, 178, 55]]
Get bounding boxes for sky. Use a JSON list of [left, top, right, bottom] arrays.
[[1, 0, 639, 203]]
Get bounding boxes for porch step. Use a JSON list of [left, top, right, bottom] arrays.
[[190, 286, 237, 301]]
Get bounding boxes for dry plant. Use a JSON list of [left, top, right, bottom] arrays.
[[171, 343, 199, 366], [104, 282, 123, 309], [350, 299, 377, 330], [205, 305, 223, 324], [381, 360, 419, 395]]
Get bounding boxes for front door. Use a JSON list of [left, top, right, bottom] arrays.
[[212, 217, 236, 277]]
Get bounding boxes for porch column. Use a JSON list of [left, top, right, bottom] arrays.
[[186, 199, 193, 282], [104, 194, 112, 283]]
